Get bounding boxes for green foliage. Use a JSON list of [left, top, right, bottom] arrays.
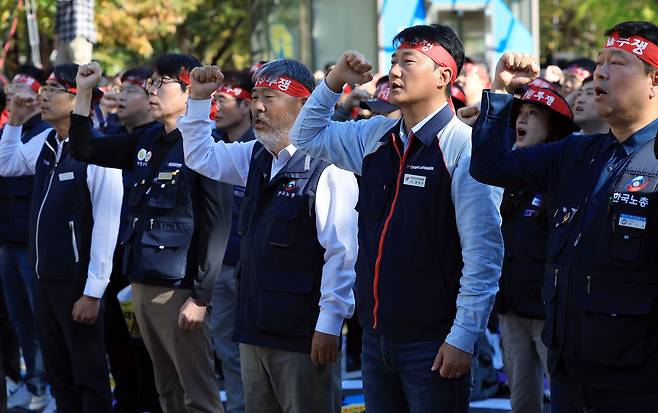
[[540, 0, 657, 61], [0, 0, 252, 76]]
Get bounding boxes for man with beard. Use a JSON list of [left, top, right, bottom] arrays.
[[470, 21, 658, 412], [178, 59, 358, 413]]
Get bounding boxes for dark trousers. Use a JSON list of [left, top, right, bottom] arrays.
[[0, 281, 20, 413], [36, 278, 112, 413], [552, 357, 658, 413], [361, 330, 471, 413]]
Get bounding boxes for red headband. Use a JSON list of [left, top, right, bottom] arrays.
[[178, 68, 191, 86], [47, 72, 77, 94], [122, 75, 148, 90], [12, 74, 41, 93], [521, 87, 573, 119], [397, 41, 458, 85], [564, 65, 592, 80], [217, 85, 252, 101], [254, 76, 311, 98], [604, 33, 658, 69]]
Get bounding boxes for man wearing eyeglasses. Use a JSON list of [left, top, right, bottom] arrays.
[[0, 65, 52, 411], [0, 64, 123, 413], [69, 54, 232, 413]]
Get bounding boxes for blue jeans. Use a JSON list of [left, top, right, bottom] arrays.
[[0, 244, 47, 394], [361, 330, 471, 413]]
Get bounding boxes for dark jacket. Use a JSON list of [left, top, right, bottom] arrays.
[[69, 114, 232, 304], [471, 90, 658, 392], [0, 115, 50, 245]]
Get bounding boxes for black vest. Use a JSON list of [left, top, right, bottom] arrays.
[[498, 190, 550, 319], [234, 142, 329, 353], [355, 107, 462, 342], [29, 131, 93, 279], [543, 136, 658, 391], [0, 115, 50, 244], [118, 127, 200, 288]]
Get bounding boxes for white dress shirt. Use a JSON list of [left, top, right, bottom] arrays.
[[177, 99, 358, 336], [0, 125, 123, 298]]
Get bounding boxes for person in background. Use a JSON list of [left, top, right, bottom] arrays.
[[572, 77, 609, 135], [0, 65, 52, 412]]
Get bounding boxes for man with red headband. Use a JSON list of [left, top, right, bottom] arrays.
[[470, 21, 658, 412], [290, 24, 504, 411], [178, 58, 358, 413], [0, 66, 52, 411], [69, 54, 232, 413], [0, 63, 123, 413]]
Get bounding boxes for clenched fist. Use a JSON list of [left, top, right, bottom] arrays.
[[492, 52, 540, 94], [190, 66, 224, 100], [76, 62, 103, 92], [325, 51, 374, 93]]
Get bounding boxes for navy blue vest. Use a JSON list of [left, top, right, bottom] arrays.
[[0, 115, 50, 244], [498, 190, 550, 319], [118, 127, 200, 287], [234, 142, 329, 353], [29, 131, 93, 279], [543, 136, 658, 391], [355, 106, 462, 342]]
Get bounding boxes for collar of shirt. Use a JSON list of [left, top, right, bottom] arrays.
[[399, 102, 448, 149], [615, 117, 658, 156], [269, 144, 297, 181]]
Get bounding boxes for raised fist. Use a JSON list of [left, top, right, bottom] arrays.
[[190, 66, 224, 100], [76, 62, 102, 92], [492, 52, 540, 94], [326, 51, 374, 93], [457, 104, 481, 127]]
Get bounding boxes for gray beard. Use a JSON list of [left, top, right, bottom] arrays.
[[254, 128, 290, 154]]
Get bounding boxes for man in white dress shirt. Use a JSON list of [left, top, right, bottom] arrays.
[[178, 59, 358, 413], [0, 64, 123, 413]]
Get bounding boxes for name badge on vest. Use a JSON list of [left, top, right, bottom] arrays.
[[618, 213, 647, 230], [58, 172, 74, 181], [403, 173, 426, 188]]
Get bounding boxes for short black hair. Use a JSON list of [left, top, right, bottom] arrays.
[[605, 21, 658, 74], [582, 76, 594, 85], [13, 65, 45, 84], [153, 53, 202, 91], [253, 59, 315, 94], [223, 69, 254, 94], [393, 24, 465, 74], [48, 64, 79, 89], [121, 67, 153, 83]]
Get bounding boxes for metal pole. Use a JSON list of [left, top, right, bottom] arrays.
[[25, 0, 42, 68]]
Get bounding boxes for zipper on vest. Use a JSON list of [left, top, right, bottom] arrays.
[[372, 133, 415, 329], [34, 161, 58, 279], [69, 221, 80, 263]]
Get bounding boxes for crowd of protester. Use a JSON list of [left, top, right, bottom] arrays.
[[0, 16, 657, 413]]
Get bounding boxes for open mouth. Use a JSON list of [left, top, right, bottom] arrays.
[[574, 105, 583, 113], [594, 87, 607, 97], [516, 127, 527, 139], [254, 119, 268, 129]]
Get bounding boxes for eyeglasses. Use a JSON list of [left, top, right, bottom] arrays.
[[146, 76, 185, 90], [39, 86, 74, 96], [4, 83, 36, 96]]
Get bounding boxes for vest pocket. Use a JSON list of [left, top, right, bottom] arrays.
[[140, 218, 193, 281], [147, 180, 180, 209], [257, 271, 315, 336], [267, 199, 303, 247], [580, 286, 652, 367]]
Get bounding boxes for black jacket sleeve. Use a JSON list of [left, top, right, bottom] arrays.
[[69, 113, 139, 170], [190, 175, 233, 304]]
